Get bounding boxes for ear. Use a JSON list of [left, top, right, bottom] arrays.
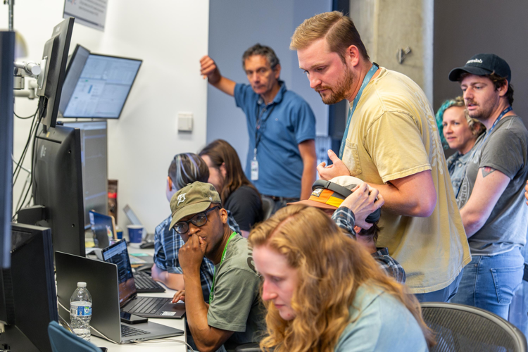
[[219, 162, 227, 178], [497, 80, 509, 98], [167, 176, 173, 190], [344, 45, 361, 68], [219, 207, 228, 224], [274, 63, 281, 80]]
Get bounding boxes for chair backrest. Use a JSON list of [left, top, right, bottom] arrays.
[[261, 196, 274, 220], [48, 321, 102, 352], [421, 302, 528, 352]]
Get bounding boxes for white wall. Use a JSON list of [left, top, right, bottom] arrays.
[[206, 0, 331, 170], [2, 0, 210, 232]]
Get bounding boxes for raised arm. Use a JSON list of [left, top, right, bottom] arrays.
[[460, 167, 510, 237], [200, 55, 236, 96]]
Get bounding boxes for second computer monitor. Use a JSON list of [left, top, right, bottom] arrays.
[[62, 120, 108, 227], [60, 46, 142, 119]]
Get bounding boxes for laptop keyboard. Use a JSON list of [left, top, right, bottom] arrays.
[[121, 324, 151, 337], [134, 272, 165, 292], [129, 297, 169, 314]]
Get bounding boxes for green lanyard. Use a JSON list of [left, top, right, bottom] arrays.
[[209, 232, 237, 304]]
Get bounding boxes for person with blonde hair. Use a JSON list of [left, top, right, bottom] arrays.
[[435, 96, 485, 203], [250, 205, 434, 352], [290, 11, 470, 302]]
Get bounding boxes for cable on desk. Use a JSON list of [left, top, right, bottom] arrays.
[[58, 301, 116, 344]]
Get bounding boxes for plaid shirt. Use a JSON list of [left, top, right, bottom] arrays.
[[331, 207, 406, 283], [153, 210, 241, 302]]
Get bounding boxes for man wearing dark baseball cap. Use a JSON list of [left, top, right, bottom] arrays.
[[448, 54, 527, 320], [169, 182, 265, 351]]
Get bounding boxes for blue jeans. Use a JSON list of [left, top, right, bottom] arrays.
[[415, 270, 464, 303], [450, 247, 524, 320]]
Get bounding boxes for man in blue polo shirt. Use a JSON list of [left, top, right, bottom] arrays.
[[200, 44, 317, 211]]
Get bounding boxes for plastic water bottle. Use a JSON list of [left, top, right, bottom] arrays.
[[70, 282, 92, 341]]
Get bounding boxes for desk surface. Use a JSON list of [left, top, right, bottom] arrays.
[[91, 246, 189, 352]]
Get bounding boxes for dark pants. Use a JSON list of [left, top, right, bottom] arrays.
[[262, 195, 299, 215], [414, 270, 464, 303]]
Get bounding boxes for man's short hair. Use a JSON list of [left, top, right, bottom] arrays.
[[242, 44, 280, 70], [290, 11, 369, 62]]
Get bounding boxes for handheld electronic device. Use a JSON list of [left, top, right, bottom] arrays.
[[120, 311, 148, 325]]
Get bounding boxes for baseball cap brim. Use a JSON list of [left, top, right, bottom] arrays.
[[287, 199, 337, 210], [169, 201, 211, 229], [448, 66, 493, 81]]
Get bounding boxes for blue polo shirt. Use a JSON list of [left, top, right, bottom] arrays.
[[234, 81, 315, 198]]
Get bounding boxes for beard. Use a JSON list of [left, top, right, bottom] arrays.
[[465, 99, 495, 121], [317, 68, 354, 105]]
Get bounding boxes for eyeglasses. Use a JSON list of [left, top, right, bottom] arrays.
[[174, 206, 220, 234]]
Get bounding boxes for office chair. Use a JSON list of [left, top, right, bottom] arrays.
[[421, 302, 528, 352], [235, 342, 261, 352], [261, 196, 274, 220], [48, 321, 103, 352]]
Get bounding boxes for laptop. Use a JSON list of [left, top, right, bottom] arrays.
[[123, 204, 154, 241], [55, 252, 183, 344], [100, 239, 185, 319], [102, 239, 165, 293], [89, 210, 117, 249]]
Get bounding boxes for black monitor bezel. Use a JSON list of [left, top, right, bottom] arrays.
[[37, 17, 75, 129], [0, 223, 57, 352], [60, 51, 142, 120]]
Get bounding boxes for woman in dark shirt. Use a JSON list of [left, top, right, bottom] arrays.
[[200, 139, 263, 237]]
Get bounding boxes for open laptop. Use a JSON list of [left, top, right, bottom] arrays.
[[102, 239, 165, 293], [99, 239, 185, 319], [89, 210, 117, 249], [123, 204, 154, 240], [55, 252, 183, 344]]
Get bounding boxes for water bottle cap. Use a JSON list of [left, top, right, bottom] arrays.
[[77, 282, 87, 288]]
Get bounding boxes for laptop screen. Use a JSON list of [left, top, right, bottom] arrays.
[[102, 240, 137, 306]]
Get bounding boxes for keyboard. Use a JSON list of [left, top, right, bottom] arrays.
[[121, 324, 150, 337], [134, 271, 165, 293], [129, 297, 169, 315]]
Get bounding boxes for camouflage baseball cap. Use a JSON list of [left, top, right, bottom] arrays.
[[169, 182, 222, 229]]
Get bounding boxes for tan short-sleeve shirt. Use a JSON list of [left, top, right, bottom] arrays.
[[342, 67, 471, 294]]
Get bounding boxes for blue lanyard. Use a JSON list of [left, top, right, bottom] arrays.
[[338, 63, 379, 159], [455, 106, 512, 198]]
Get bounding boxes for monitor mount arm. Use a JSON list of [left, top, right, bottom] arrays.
[[13, 59, 46, 100]]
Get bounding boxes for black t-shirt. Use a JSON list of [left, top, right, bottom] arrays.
[[224, 185, 263, 231]]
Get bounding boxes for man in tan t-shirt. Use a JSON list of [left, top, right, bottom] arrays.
[[291, 11, 470, 300]]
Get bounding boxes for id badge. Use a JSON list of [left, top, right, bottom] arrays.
[[251, 159, 259, 181]]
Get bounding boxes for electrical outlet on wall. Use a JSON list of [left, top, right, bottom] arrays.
[[178, 112, 193, 132]]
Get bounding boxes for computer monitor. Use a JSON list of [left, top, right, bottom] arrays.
[[30, 124, 85, 256], [0, 223, 57, 352], [59, 44, 90, 116], [0, 31, 15, 269], [59, 49, 142, 119], [36, 17, 74, 129], [61, 120, 108, 227]]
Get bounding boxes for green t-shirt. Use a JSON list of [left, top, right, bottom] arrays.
[[207, 235, 265, 349]]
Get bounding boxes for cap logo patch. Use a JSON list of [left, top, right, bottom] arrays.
[[177, 193, 186, 206], [467, 59, 483, 64], [311, 188, 323, 197]]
